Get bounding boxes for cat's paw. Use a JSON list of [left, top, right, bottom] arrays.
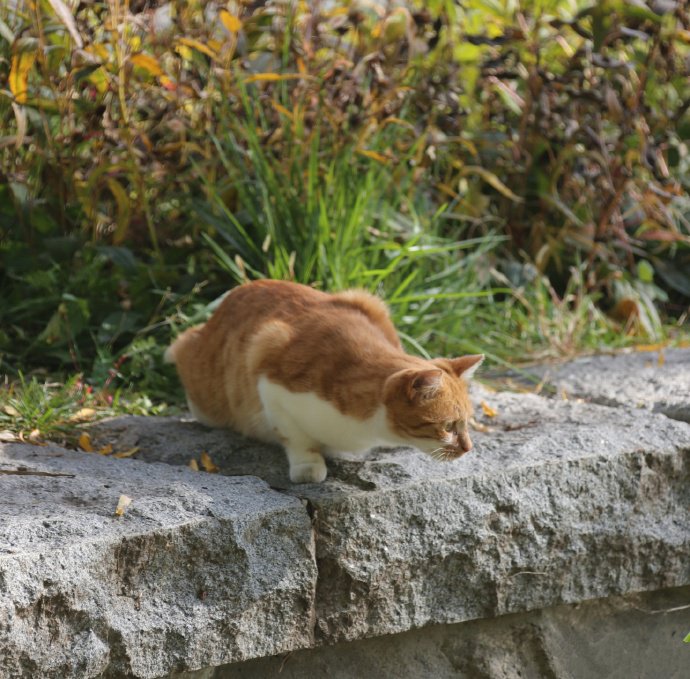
[[289, 460, 328, 483]]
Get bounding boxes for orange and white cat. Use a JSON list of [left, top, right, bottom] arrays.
[[166, 280, 483, 483]]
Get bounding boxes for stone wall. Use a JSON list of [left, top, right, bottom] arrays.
[[1, 349, 689, 677]]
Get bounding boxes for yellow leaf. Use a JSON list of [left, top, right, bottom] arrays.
[[200, 451, 219, 473], [9, 50, 36, 104], [159, 75, 177, 91], [85, 43, 109, 61], [356, 149, 389, 164], [188, 458, 199, 471], [243, 73, 309, 84], [130, 53, 163, 77], [177, 37, 217, 59], [114, 494, 132, 517], [98, 444, 114, 456], [3, 404, 19, 417], [470, 416, 490, 433], [87, 66, 108, 94], [106, 177, 131, 244], [271, 101, 293, 119], [633, 342, 668, 352], [674, 29, 690, 44], [113, 447, 140, 459], [70, 407, 96, 422], [480, 400, 498, 418], [460, 166, 524, 203], [219, 10, 242, 33], [381, 116, 416, 131], [78, 432, 94, 452], [175, 44, 193, 61]]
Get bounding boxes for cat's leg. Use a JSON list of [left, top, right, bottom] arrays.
[[283, 440, 328, 483], [258, 378, 327, 482], [270, 413, 327, 482]]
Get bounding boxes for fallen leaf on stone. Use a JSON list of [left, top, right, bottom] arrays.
[[480, 400, 498, 418], [78, 432, 94, 452], [114, 494, 132, 517], [70, 407, 96, 422], [188, 458, 199, 471], [200, 451, 219, 473], [18, 430, 47, 446], [658, 351, 665, 367], [98, 444, 114, 455], [633, 342, 668, 352], [470, 417, 490, 433], [113, 447, 139, 459]]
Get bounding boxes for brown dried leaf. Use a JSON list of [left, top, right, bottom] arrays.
[[130, 53, 163, 77], [200, 451, 219, 473], [219, 10, 242, 33], [113, 447, 140, 459], [470, 417, 490, 433], [78, 432, 94, 452], [114, 494, 132, 517], [480, 400, 498, 418], [70, 407, 96, 422]]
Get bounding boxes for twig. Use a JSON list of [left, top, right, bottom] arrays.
[[633, 603, 690, 615], [0, 468, 76, 478]]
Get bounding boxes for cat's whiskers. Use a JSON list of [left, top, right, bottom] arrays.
[[429, 446, 451, 461]]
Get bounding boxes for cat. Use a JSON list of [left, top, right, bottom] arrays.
[[165, 280, 483, 483]]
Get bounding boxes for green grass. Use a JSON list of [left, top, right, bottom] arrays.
[[0, 374, 171, 444]]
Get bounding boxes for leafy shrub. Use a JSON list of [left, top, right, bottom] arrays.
[[0, 0, 688, 390]]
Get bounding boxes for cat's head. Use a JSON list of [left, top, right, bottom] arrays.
[[383, 354, 484, 460]]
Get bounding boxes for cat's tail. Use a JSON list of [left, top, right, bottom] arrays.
[[164, 324, 205, 365]]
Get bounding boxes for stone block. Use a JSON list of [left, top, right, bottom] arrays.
[[0, 443, 316, 678], [92, 388, 690, 645]]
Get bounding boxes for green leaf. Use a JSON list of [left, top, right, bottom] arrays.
[[636, 260, 654, 284]]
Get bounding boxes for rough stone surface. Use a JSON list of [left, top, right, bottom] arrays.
[[93, 387, 690, 645], [0, 443, 316, 679], [4, 365, 689, 678], [502, 348, 690, 423], [173, 585, 690, 679]]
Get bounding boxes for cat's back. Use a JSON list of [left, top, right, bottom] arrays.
[[208, 279, 329, 334], [203, 280, 399, 348]]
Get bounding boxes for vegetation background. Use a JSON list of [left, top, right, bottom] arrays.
[[0, 0, 688, 433]]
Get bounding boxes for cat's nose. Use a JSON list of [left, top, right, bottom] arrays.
[[459, 431, 472, 453]]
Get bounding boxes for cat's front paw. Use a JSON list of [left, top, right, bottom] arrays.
[[289, 460, 327, 483]]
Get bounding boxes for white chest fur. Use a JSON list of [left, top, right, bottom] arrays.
[[257, 376, 403, 457]]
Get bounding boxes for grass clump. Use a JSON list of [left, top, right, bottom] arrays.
[[0, 373, 170, 445]]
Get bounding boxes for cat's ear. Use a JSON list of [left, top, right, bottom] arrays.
[[445, 354, 484, 380], [406, 369, 444, 401]]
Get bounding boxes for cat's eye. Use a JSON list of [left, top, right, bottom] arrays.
[[444, 422, 456, 433]]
